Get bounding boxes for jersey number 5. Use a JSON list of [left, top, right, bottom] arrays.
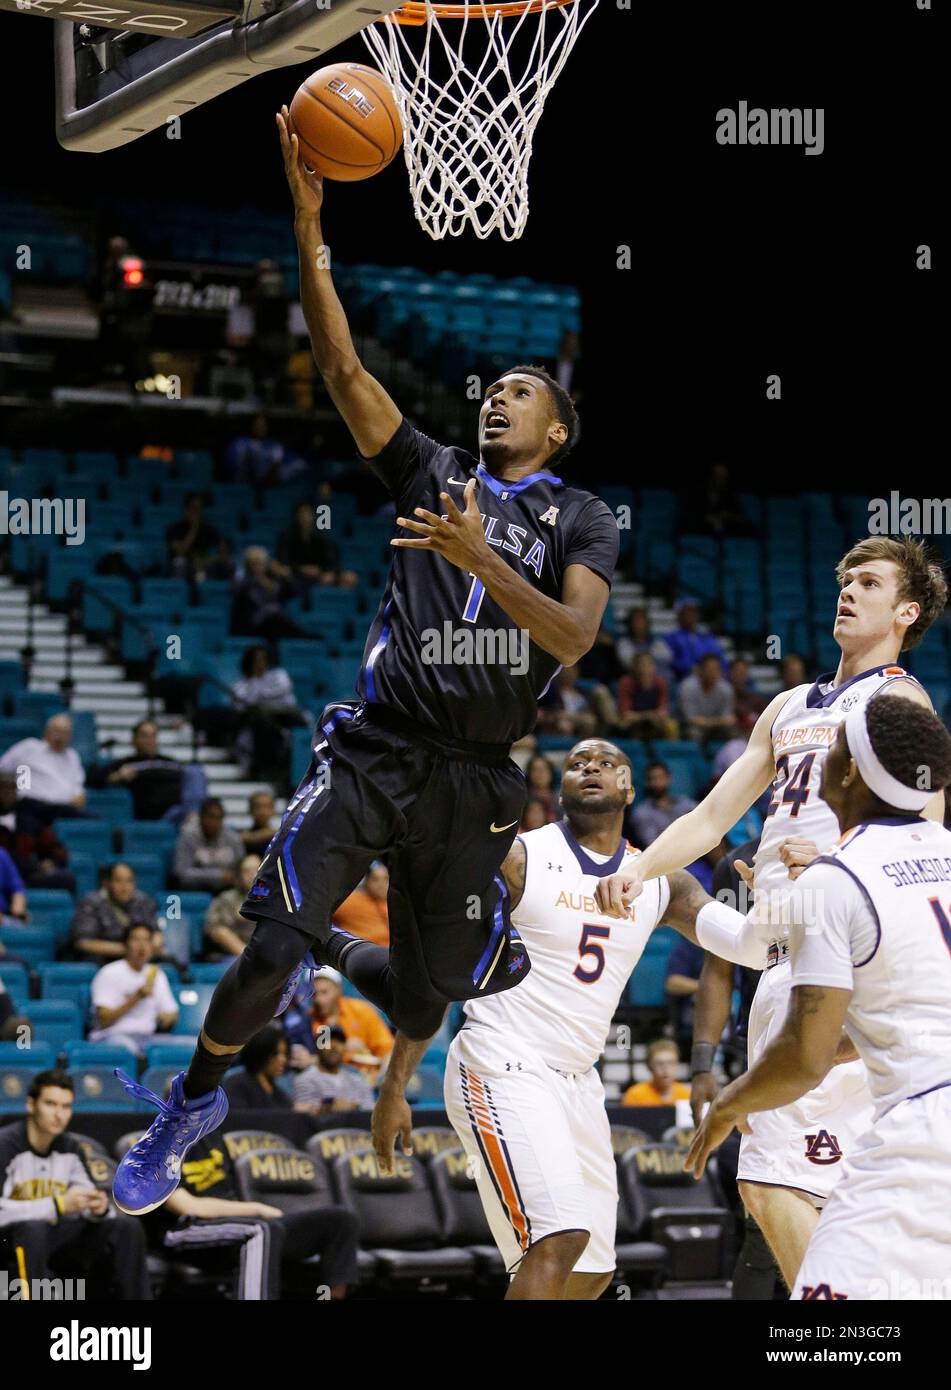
[[574, 923, 611, 984]]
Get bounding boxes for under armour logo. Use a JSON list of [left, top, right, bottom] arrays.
[[504, 1062, 523, 1071], [165, 1154, 182, 1179], [547, 862, 563, 872]]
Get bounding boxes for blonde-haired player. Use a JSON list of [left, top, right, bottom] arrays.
[[595, 536, 948, 1289], [444, 738, 739, 1300]]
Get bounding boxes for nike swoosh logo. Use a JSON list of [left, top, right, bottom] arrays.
[[490, 819, 519, 833], [447, 477, 468, 487]]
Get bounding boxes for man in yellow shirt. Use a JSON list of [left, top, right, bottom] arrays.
[[622, 1039, 691, 1107]]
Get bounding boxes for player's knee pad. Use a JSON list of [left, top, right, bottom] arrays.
[[239, 917, 313, 993]]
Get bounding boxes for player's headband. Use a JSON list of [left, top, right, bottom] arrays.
[[844, 702, 932, 811]]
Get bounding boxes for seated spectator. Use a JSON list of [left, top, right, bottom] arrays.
[[293, 1024, 374, 1114], [536, 665, 598, 738], [0, 1070, 150, 1299], [616, 605, 674, 678], [685, 463, 752, 536], [0, 771, 74, 894], [288, 970, 392, 1081], [166, 492, 220, 580], [729, 658, 766, 732], [0, 975, 29, 1042], [525, 755, 558, 822], [72, 862, 160, 963], [204, 854, 261, 958], [230, 644, 308, 783], [241, 790, 278, 854], [0, 715, 86, 829], [781, 651, 808, 688], [665, 937, 706, 1055], [0, 846, 26, 924], [223, 1026, 291, 1109], [88, 924, 179, 1051], [622, 1040, 691, 1107], [276, 499, 357, 589], [332, 862, 389, 947], [174, 798, 244, 893], [713, 727, 751, 780], [520, 797, 549, 832], [664, 598, 728, 683], [232, 546, 306, 641], [616, 653, 677, 739], [627, 761, 696, 849], [224, 412, 307, 487], [577, 622, 624, 688], [87, 719, 184, 822], [679, 652, 736, 744]]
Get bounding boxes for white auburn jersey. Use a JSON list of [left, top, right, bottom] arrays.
[[753, 664, 925, 915], [462, 820, 670, 1073], [791, 816, 951, 1117]]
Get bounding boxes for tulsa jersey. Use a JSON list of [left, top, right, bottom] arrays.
[[790, 816, 951, 1117], [754, 665, 925, 911], [359, 419, 619, 744], [462, 820, 670, 1072]]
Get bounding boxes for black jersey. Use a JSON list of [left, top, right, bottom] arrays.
[[355, 418, 618, 745]]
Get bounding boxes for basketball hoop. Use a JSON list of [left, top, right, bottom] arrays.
[[362, 0, 599, 241]]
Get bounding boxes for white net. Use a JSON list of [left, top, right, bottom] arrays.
[[362, 0, 600, 241]]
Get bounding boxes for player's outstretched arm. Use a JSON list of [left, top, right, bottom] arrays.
[[278, 109, 401, 458], [372, 1024, 445, 1174]]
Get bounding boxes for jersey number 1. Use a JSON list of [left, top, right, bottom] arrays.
[[462, 573, 485, 623], [575, 923, 611, 984]]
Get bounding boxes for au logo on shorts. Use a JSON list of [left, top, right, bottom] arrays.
[[800, 1283, 849, 1300], [804, 1129, 843, 1165]]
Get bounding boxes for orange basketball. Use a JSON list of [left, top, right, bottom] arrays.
[[288, 62, 402, 182]]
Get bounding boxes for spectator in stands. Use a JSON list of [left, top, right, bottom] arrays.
[[525, 755, 558, 821], [664, 598, 728, 682], [729, 658, 766, 732], [0, 976, 29, 1042], [88, 923, 179, 1051], [713, 727, 751, 780], [577, 622, 624, 690], [222, 1026, 291, 1109], [520, 797, 549, 832], [686, 463, 752, 537], [537, 665, 598, 738], [291, 970, 392, 1080], [232, 546, 307, 641], [780, 652, 808, 688], [0, 847, 26, 924], [72, 862, 160, 963], [627, 761, 696, 850], [87, 719, 184, 822], [678, 652, 736, 744], [332, 862, 389, 947], [224, 412, 306, 487], [0, 1069, 151, 1298], [229, 644, 308, 783], [249, 262, 292, 407], [276, 499, 358, 590], [240, 790, 278, 855], [665, 937, 706, 1056], [615, 605, 673, 677], [166, 492, 220, 581], [293, 1024, 374, 1114], [204, 854, 261, 959], [0, 771, 74, 894], [622, 1040, 691, 1107], [0, 715, 86, 828], [173, 798, 244, 893], [616, 652, 677, 739]]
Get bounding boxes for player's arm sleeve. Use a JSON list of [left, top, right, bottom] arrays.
[[360, 417, 441, 505], [562, 498, 620, 587], [789, 860, 869, 990]]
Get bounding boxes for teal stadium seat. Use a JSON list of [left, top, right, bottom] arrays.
[[26, 999, 83, 1053], [171, 983, 216, 1034], [0, 925, 56, 969], [71, 1067, 141, 1112], [65, 1040, 139, 1070]]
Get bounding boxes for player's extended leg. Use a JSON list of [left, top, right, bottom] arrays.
[[507, 1232, 591, 1300], [738, 1180, 819, 1291], [564, 1270, 614, 1300]]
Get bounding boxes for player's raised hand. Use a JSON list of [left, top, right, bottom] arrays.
[[277, 106, 324, 219], [689, 1070, 721, 1128], [779, 837, 821, 881], [392, 479, 491, 574], [594, 866, 644, 919]]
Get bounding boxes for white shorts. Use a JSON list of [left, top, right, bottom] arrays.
[[792, 1084, 951, 1300], [738, 961, 875, 1201], [444, 1024, 618, 1276]]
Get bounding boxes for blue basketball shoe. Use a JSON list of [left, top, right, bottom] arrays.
[[274, 930, 361, 1018], [112, 1070, 229, 1215]]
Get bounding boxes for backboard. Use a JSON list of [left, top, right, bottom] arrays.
[[6, 0, 403, 151]]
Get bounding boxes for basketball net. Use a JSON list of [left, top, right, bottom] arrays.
[[362, 0, 599, 241]]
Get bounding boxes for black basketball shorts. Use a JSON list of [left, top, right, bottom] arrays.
[[240, 700, 531, 1003]]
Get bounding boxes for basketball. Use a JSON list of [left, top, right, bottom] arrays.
[[288, 62, 402, 182]]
